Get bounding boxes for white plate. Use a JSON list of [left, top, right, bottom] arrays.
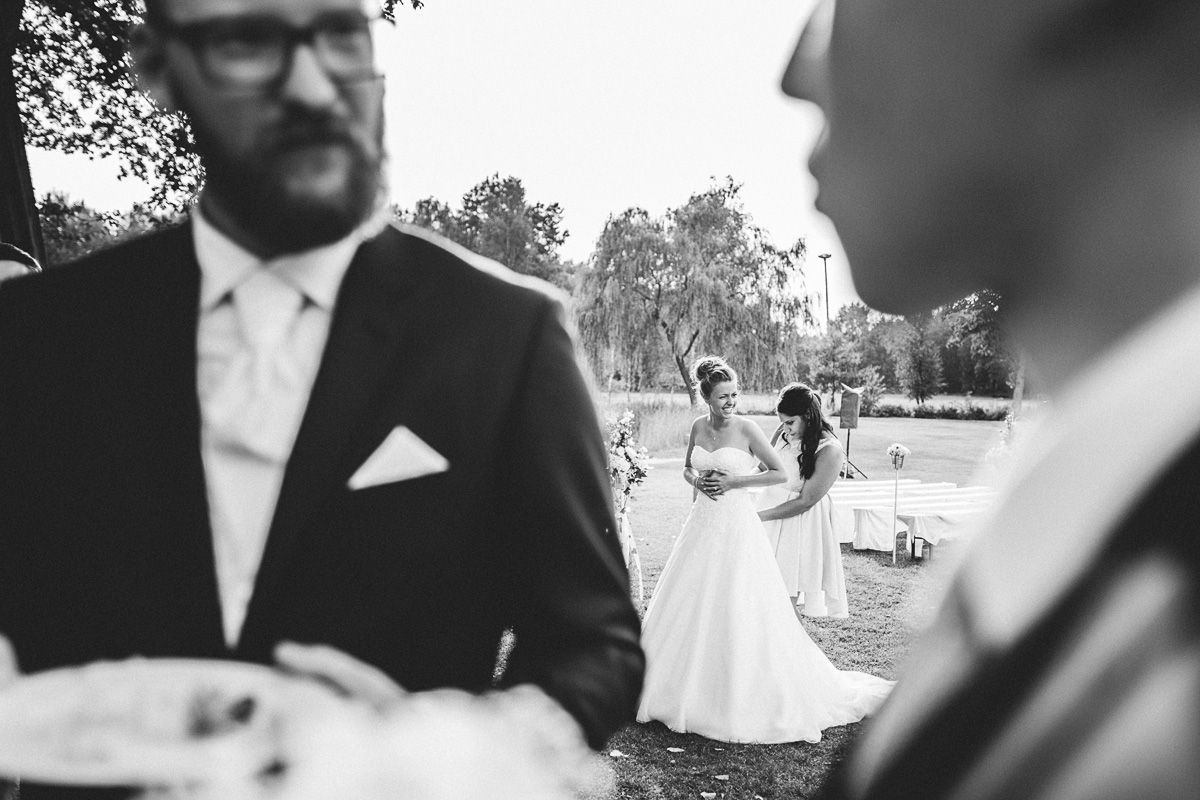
[[0, 658, 348, 786]]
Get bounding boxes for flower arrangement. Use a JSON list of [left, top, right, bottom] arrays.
[[887, 443, 911, 470], [606, 411, 651, 516]]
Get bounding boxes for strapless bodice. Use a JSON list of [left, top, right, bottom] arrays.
[[692, 446, 760, 476]]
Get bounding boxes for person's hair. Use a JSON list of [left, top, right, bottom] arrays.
[[776, 382, 836, 479], [0, 243, 40, 273], [691, 356, 737, 399]]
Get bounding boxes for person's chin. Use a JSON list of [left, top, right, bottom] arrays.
[[269, 161, 378, 240], [277, 148, 358, 199]]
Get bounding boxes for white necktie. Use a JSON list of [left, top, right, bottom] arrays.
[[207, 269, 307, 462]]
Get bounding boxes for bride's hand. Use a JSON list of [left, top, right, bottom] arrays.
[[698, 470, 728, 498]]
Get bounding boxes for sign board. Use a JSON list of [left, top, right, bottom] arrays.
[[839, 388, 861, 429]]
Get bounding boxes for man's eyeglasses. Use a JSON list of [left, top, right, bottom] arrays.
[[146, 10, 388, 92]]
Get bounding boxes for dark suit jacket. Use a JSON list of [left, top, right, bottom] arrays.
[[0, 221, 643, 758]]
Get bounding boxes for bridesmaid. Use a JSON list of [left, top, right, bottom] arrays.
[[757, 383, 849, 618]]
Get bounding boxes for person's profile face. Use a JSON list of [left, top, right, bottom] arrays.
[[149, 0, 386, 252], [705, 381, 739, 420], [778, 412, 806, 441], [782, 0, 1034, 314], [0, 260, 33, 283]]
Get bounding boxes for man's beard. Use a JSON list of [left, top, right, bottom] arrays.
[[190, 106, 384, 254]]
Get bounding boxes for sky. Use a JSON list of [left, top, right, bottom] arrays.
[[26, 0, 861, 317]]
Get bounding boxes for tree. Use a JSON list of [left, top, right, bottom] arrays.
[[396, 174, 573, 289], [891, 312, 945, 404], [942, 289, 1014, 396], [793, 323, 887, 415], [10, 0, 425, 213], [577, 179, 809, 402], [403, 198, 460, 242], [37, 191, 176, 266], [576, 207, 671, 390], [458, 174, 569, 286], [832, 302, 903, 389]]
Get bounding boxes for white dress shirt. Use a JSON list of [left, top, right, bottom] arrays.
[[193, 210, 362, 647]]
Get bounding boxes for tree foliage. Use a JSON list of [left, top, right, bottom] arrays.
[[12, 1, 425, 212], [36, 190, 177, 266], [941, 289, 1013, 395], [577, 178, 809, 402], [396, 174, 572, 288], [890, 311, 946, 404]]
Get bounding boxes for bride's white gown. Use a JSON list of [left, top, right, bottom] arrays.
[[636, 446, 893, 743]]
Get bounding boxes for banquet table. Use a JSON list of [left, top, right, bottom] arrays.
[[828, 482, 962, 543], [847, 489, 998, 550], [828, 478, 922, 490]]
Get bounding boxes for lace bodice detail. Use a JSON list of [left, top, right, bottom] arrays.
[[691, 446, 760, 476]]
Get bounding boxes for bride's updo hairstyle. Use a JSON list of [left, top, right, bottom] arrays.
[[692, 356, 737, 399], [776, 382, 836, 479]]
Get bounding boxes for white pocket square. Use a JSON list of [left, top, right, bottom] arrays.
[[348, 426, 450, 490]]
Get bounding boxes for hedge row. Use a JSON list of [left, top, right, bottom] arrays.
[[862, 402, 1009, 421]]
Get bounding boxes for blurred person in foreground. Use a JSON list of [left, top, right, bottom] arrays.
[[0, 0, 641, 794], [783, 1, 1200, 798], [0, 243, 40, 282]]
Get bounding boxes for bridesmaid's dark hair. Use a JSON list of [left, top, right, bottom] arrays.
[[692, 356, 738, 399], [776, 382, 836, 479]]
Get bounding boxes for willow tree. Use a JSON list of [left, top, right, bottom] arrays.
[[577, 179, 809, 403], [575, 207, 668, 390]]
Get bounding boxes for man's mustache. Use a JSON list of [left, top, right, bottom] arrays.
[[268, 114, 363, 153]]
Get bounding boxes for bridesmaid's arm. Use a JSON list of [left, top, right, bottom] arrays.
[[711, 419, 787, 492], [758, 438, 841, 521]]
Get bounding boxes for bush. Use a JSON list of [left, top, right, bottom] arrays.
[[910, 402, 1009, 421], [854, 366, 887, 416], [870, 403, 912, 418]]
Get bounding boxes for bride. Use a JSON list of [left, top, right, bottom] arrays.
[[636, 356, 893, 744]]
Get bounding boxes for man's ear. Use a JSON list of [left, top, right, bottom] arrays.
[[129, 24, 178, 112]]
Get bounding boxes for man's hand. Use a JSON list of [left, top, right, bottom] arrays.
[[0, 634, 18, 688], [274, 641, 405, 713]]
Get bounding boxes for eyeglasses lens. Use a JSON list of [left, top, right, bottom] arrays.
[[193, 13, 376, 89]]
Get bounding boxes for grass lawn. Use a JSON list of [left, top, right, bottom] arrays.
[[602, 413, 1002, 799]]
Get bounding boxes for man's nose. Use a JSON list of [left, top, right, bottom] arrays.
[[278, 42, 341, 109], [781, 0, 834, 107]]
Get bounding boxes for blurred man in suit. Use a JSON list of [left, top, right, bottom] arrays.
[[783, 1, 1200, 798], [0, 0, 642, 783]]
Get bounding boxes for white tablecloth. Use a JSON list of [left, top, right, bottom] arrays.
[[825, 480, 998, 550]]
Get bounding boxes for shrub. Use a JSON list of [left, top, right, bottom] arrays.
[[870, 403, 912, 418], [910, 402, 1009, 420], [852, 366, 887, 416]]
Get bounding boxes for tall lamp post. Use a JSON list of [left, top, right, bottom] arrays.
[[818, 253, 832, 330]]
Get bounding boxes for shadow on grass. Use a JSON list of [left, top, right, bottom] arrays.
[[608, 720, 858, 800]]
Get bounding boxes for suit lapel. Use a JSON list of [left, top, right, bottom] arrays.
[[239, 226, 430, 649], [113, 222, 227, 655]]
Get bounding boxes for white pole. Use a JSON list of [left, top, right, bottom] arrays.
[[892, 468, 899, 566]]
